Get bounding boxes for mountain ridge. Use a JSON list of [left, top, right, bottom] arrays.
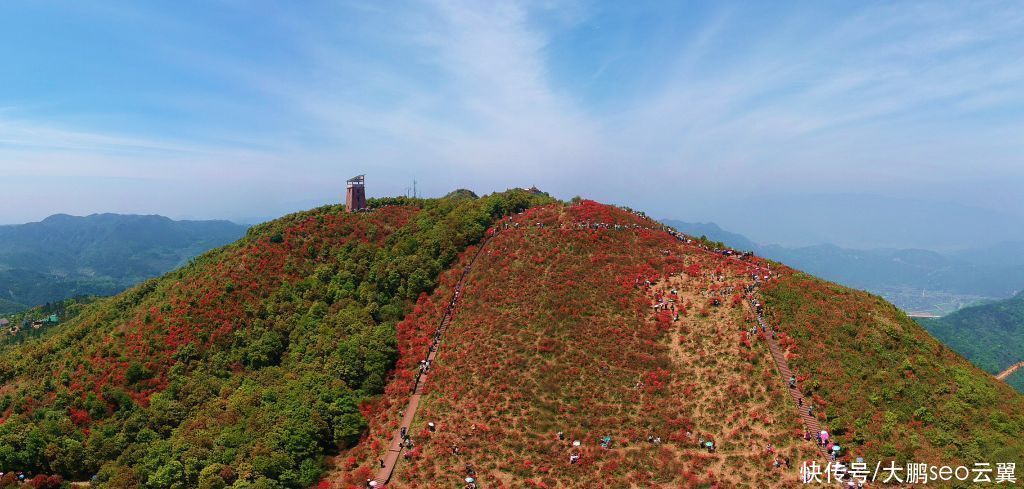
[[0, 190, 552, 487], [0, 213, 248, 310], [662, 218, 1024, 315], [0, 196, 1019, 488], [337, 201, 1023, 488]]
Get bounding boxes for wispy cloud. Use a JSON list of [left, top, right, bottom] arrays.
[[0, 0, 1022, 225]]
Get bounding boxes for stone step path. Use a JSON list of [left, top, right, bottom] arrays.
[[370, 234, 492, 487], [752, 310, 833, 462]]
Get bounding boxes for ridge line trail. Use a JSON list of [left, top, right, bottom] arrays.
[[996, 361, 1024, 380], [370, 233, 494, 486]]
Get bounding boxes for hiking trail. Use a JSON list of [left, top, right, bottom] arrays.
[[370, 234, 492, 487]]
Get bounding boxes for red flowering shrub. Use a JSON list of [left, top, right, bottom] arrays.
[[347, 201, 818, 487], [26, 475, 62, 489], [0, 190, 554, 487]]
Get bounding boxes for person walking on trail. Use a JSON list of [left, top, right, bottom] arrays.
[[569, 452, 580, 464], [789, 375, 796, 389]]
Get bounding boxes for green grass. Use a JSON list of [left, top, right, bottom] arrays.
[[762, 273, 1024, 468]]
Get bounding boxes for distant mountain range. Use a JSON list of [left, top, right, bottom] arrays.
[[701, 193, 1024, 250], [0, 213, 248, 312], [917, 291, 1024, 392], [662, 219, 1024, 315]]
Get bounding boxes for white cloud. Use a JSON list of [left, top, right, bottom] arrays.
[[1, 0, 1023, 225]]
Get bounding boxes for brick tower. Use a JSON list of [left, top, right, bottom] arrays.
[[345, 174, 366, 212]]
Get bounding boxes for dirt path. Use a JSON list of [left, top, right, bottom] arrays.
[[370, 234, 492, 487], [996, 361, 1024, 381]]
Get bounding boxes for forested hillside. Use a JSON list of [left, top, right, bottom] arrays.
[[338, 201, 1023, 488], [2, 197, 1020, 489], [0, 214, 248, 311], [762, 275, 1024, 468], [0, 190, 550, 488], [917, 291, 1024, 392], [0, 297, 25, 315]]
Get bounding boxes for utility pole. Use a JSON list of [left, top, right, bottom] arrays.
[[413, 179, 417, 198]]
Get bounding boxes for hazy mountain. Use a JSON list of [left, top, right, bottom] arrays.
[[706, 194, 1024, 251], [0, 213, 247, 310], [662, 219, 1024, 315], [660, 220, 759, 251]]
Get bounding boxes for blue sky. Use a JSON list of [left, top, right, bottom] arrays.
[[2, 1, 1023, 246]]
